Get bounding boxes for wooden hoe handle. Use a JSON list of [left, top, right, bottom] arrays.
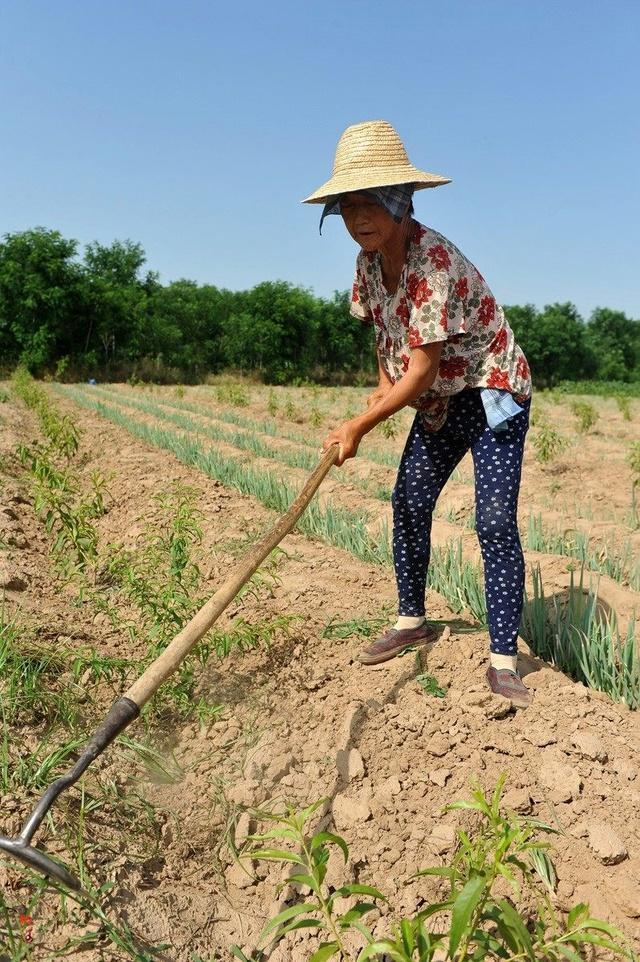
[[125, 444, 339, 708]]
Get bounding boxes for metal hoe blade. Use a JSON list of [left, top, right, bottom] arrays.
[[0, 834, 81, 890]]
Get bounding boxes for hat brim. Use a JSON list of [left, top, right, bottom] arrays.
[[302, 165, 451, 204]]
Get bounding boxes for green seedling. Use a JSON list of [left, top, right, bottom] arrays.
[[267, 390, 279, 416], [521, 565, 639, 708], [237, 779, 634, 962], [531, 421, 568, 464], [309, 405, 323, 427], [416, 672, 447, 697], [570, 399, 599, 433], [378, 416, 398, 440], [616, 395, 632, 421]]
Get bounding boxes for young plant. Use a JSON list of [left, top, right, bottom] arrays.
[[310, 406, 324, 427], [378, 416, 398, 440], [521, 565, 640, 708], [237, 780, 634, 962], [236, 798, 387, 961], [531, 421, 568, 464], [616, 395, 632, 421], [570, 399, 598, 433], [216, 383, 250, 407], [18, 444, 107, 582], [267, 390, 279, 417]]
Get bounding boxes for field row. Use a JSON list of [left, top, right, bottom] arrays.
[[54, 383, 640, 710], [60, 384, 640, 592]]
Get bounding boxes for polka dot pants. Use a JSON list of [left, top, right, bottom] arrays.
[[392, 389, 530, 655]]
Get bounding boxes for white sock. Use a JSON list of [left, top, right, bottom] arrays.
[[394, 616, 426, 630], [490, 653, 518, 672]]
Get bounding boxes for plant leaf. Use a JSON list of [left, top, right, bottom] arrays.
[[311, 831, 349, 862], [249, 848, 304, 864], [493, 899, 535, 959], [260, 903, 318, 938], [309, 941, 340, 962], [448, 873, 487, 959], [329, 883, 387, 903]]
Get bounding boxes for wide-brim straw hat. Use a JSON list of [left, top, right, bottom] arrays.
[[302, 120, 451, 204]]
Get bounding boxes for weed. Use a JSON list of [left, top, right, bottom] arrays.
[[570, 399, 599, 433], [174, 385, 185, 399], [531, 421, 568, 464], [322, 614, 390, 640], [0, 388, 9, 403]]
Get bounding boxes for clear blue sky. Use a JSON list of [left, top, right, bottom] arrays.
[[1, 0, 638, 319]]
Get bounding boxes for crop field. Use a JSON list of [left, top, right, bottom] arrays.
[[1, 374, 640, 960]]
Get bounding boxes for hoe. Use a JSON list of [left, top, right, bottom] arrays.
[[0, 446, 339, 891]]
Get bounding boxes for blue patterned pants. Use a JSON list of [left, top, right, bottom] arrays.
[[392, 389, 530, 655]]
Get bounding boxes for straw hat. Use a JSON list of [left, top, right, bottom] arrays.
[[302, 120, 451, 204]]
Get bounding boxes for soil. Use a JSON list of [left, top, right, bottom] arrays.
[[1, 385, 639, 961]]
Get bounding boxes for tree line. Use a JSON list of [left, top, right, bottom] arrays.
[[1, 227, 638, 387]]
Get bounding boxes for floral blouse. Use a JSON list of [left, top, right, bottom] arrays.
[[350, 220, 532, 431]]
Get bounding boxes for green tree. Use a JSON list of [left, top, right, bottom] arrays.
[[82, 239, 153, 367], [0, 228, 84, 369], [221, 281, 322, 382], [586, 307, 639, 381], [504, 301, 596, 386]]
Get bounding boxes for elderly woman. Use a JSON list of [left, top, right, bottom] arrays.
[[304, 120, 532, 708]]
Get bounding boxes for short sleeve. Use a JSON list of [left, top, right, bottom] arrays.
[[405, 268, 469, 348], [349, 256, 373, 324]]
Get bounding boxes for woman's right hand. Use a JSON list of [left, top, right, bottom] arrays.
[[366, 383, 392, 408]]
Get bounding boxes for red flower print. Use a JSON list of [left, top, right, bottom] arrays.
[[516, 355, 530, 379], [426, 244, 452, 271], [411, 223, 427, 244], [373, 304, 383, 325], [489, 327, 508, 355], [351, 281, 359, 303], [401, 353, 411, 372], [486, 367, 511, 389], [454, 277, 468, 299], [439, 355, 468, 379], [395, 297, 410, 327], [406, 272, 433, 308], [478, 295, 496, 327], [384, 335, 392, 352], [408, 326, 424, 348], [439, 304, 448, 331]]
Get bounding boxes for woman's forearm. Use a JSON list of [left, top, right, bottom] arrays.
[[355, 343, 442, 434], [355, 364, 437, 433]]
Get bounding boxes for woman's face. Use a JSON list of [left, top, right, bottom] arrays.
[[339, 192, 400, 252]]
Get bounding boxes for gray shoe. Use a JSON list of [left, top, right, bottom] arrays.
[[486, 667, 532, 708], [358, 623, 437, 666]]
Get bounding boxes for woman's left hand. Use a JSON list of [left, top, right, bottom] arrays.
[[322, 419, 365, 466]]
